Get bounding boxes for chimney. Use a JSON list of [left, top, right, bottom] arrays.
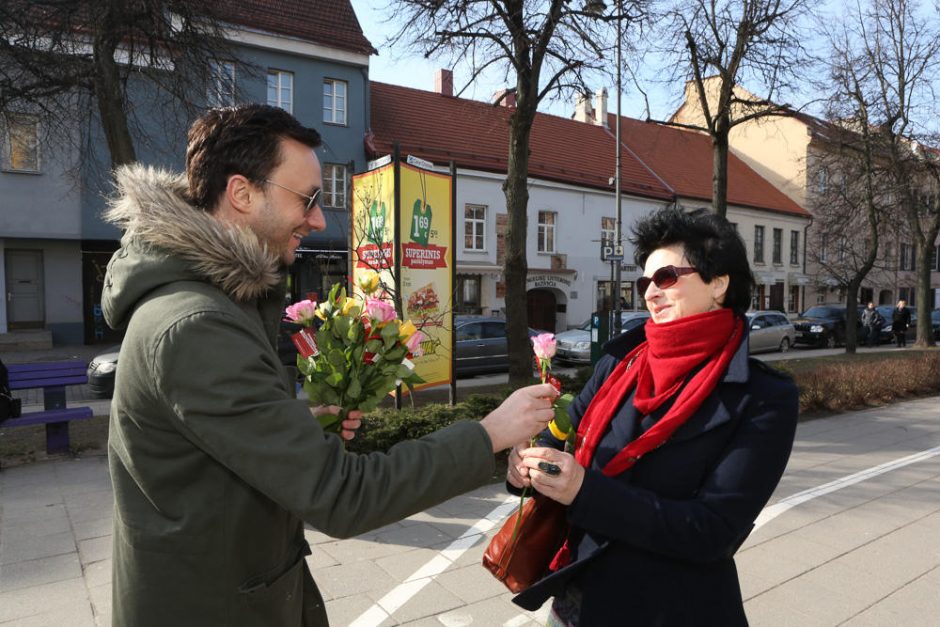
[[492, 88, 517, 107], [594, 88, 608, 127], [573, 92, 594, 123], [435, 69, 453, 97]]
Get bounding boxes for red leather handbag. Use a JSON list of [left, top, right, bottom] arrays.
[[482, 493, 568, 593]]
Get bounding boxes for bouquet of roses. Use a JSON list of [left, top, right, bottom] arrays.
[[284, 273, 425, 434]]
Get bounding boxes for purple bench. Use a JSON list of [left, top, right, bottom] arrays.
[[5, 361, 94, 455]]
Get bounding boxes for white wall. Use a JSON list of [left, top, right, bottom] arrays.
[[453, 168, 667, 330]]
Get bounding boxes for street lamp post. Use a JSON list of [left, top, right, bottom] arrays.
[[585, 0, 623, 333]]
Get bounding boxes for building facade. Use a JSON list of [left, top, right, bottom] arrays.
[[0, 0, 374, 344]]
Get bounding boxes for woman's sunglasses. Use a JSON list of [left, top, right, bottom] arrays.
[[637, 265, 698, 294]]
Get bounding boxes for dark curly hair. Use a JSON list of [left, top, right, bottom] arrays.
[[186, 104, 322, 211], [631, 206, 755, 315]]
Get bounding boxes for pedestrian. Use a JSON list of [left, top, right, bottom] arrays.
[[102, 104, 557, 626], [891, 299, 912, 347], [508, 208, 798, 625], [861, 301, 884, 347]]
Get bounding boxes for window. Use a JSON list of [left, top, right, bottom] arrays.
[[753, 225, 765, 263], [900, 243, 914, 271], [455, 275, 482, 314], [821, 234, 828, 262], [601, 217, 615, 245], [208, 61, 235, 107], [464, 205, 486, 251], [815, 167, 829, 195], [788, 285, 800, 313], [321, 164, 346, 209], [323, 78, 347, 125], [538, 211, 556, 253], [934, 246, 940, 272], [790, 230, 800, 265], [267, 70, 293, 113], [772, 228, 783, 264], [2, 115, 39, 172]]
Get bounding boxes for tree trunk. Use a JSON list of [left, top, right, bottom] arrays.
[[844, 279, 861, 354], [712, 128, 729, 218], [914, 236, 935, 347], [504, 104, 536, 387], [93, 32, 137, 168]]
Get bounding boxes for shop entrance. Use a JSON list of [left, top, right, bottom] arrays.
[[526, 289, 557, 333]]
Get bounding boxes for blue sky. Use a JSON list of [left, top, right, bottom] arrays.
[[348, 0, 679, 121]]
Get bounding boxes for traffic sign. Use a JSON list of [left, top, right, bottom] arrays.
[[602, 244, 624, 262]]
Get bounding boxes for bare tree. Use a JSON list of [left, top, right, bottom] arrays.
[[386, 0, 647, 386], [658, 0, 810, 217], [840, 0, 940, 347], [0, 0, 244, 171]]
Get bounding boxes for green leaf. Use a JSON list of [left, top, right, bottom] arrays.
[[326, 371, 343, 387], [552, 393, 575, 433], [365, 339, 384, 353], [347, 377, 362, 401], [317, 412, 342, 433], [328, 349, 346, 367]]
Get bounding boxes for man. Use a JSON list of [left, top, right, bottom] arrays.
[[891, 299, 912, 347], [102, 104, 556, 626], [861, 301, 883, 347]]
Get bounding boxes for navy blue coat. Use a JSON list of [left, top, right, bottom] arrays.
[[513, 324, 799, 625]]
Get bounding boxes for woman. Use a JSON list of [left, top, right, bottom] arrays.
[[891, 299, 911, 347], [508, 207, 798, 625]]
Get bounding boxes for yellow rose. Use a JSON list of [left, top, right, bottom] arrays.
[[315, 302, 331, 321], [548, 420, 569, 441], [399, 320, 417, 339], [357, 272, 380, 295], [341, 297, 359, 316]]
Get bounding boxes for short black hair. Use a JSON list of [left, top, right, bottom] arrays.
[[186, 104, 322, 211], [631, 206, 755, 315]]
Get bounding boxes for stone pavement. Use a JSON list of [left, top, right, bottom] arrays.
[[2, 396, 940, 625]]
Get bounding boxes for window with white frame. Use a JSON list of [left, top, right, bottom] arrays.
[[323, 78, 347, 125], [538, 211, 556, 253], [601, 216, 615, 245], [820, 234, 828, 262], [772, 228, 783, 264], [753, 225, 765, 263], [464, 205, 486, 251], [2, 114, 40, 172], [208, 61, 236, 107], [900, 243, 915, 271], [814, 167, 829, 196], [267, 70, 293, 113], [321, 164, 346, 209]]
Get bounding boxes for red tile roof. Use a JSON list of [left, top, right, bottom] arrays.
[[226, 0, 375, 55], [369, 82, 674, 201], [613, 115, 811, 218]]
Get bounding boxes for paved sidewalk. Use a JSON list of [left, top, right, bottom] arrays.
[[2, 396, 940, 625]]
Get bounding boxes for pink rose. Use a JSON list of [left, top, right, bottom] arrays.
[[405, 330, 425, 357], [531, 333, 557, 360], [284, 300, 318, 327], [364, 297, 396, 324]]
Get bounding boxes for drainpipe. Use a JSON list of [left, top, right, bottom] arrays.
[[802, 213, 814, 314]]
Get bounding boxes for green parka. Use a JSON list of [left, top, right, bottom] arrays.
[[102, 165, 495, 626]]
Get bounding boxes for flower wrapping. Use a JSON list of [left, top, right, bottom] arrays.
[[285, 277, 425, 433]]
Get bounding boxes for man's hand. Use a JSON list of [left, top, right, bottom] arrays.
[[313, 406, 364, 441], [479, 384, 558, 453]]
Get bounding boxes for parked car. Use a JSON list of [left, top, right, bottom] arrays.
[[792, 306, 853, 348], [876, 305, 917, 344], [555, 312, 651, 364], [454, 315, 544, 376], [746, 311, 796, 354], [87, 320, 303, 399], [932, 309, 940, 340]]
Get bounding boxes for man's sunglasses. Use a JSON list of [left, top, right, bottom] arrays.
[[637, 265, 698, 294], [264, 179, 322, 216]]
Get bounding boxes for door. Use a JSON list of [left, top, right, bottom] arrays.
[[769, 282, 785, 312], [5, 250, 44, 329], [526, 289, 556, 332]]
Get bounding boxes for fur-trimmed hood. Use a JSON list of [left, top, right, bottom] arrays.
[[102, 164, 282, 329]]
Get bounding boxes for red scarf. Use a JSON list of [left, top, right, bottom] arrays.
[[550, 308, 743, 570]]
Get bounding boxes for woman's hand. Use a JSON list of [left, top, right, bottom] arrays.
[[518, 447, 584, 506], [313, 406, 364, 441], [507, 445, 531, 489]]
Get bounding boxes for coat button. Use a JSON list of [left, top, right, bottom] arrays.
[[286, 592, 292, 600]]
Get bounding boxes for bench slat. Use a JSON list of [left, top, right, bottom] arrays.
[[3, 407, 94, 428], [8, 360, 88, 374], [9, 375, 88, 390]]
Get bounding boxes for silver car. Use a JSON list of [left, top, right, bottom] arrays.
[[556, 312, 651, 364], [746, 310, 796, 354]]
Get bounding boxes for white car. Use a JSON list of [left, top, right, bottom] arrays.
[[746, 310, 796, 354], [556, 312, 651, 364]]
